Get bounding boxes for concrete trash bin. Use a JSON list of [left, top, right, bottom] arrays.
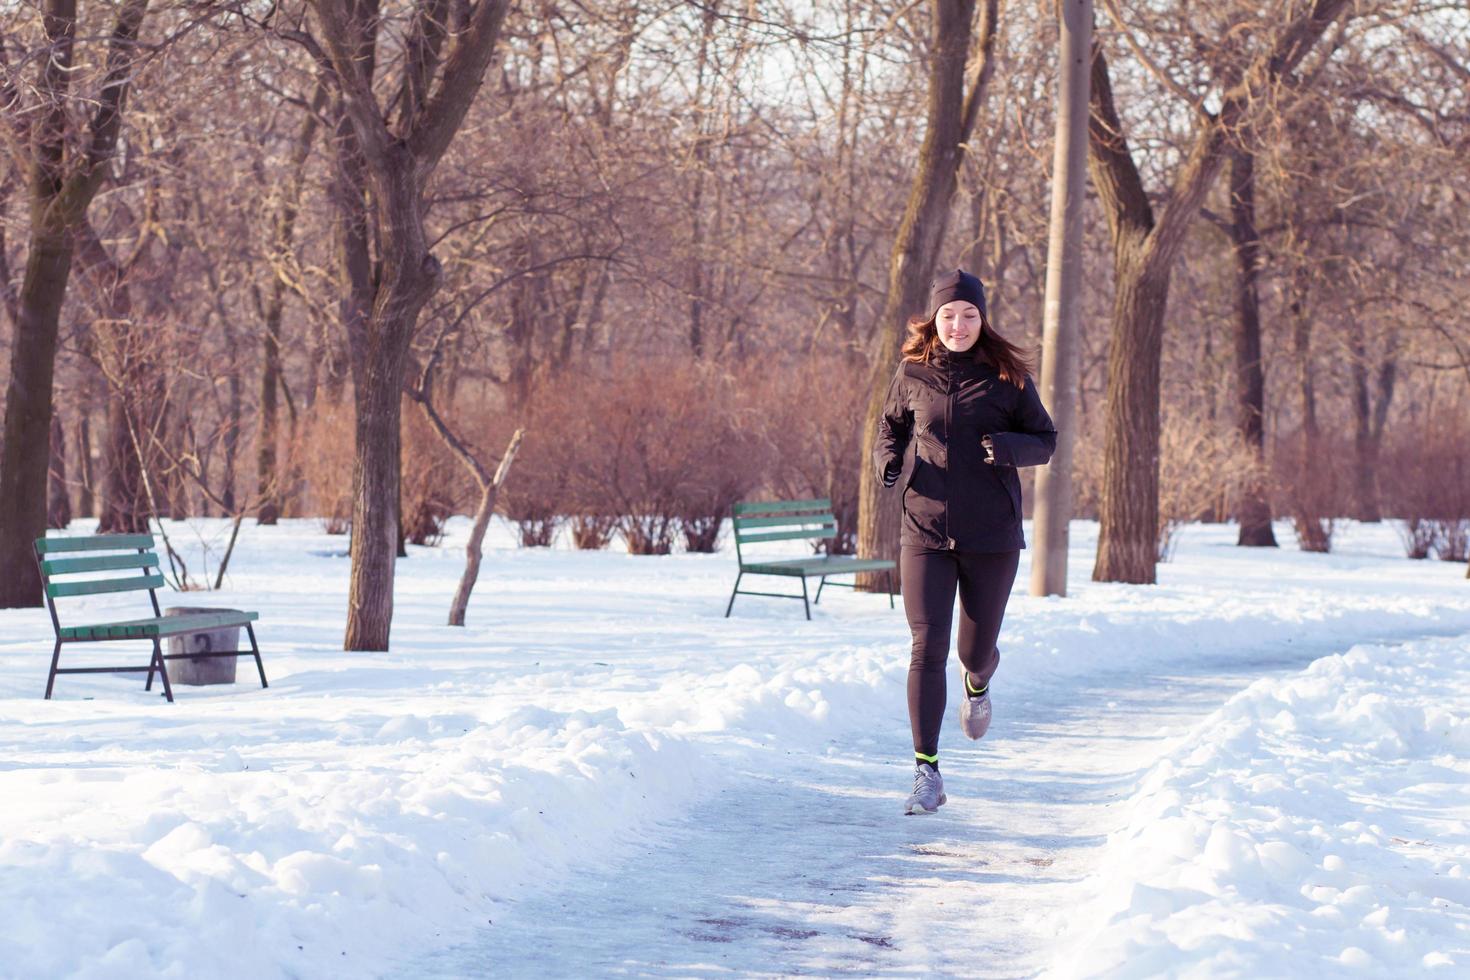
[[164, 607, 240, 685]]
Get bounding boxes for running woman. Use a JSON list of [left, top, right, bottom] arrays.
[[873, 269, 1058, 815]]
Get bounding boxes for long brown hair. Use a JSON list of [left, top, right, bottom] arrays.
[[901, 308, 1037, 388]]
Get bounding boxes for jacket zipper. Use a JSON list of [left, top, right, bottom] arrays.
[[944, 367, 954, 550]]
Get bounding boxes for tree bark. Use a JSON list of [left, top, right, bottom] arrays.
[[1348, 332, 1397, 522], [1030, 0, 1092, 597], [447, 429, 524, 626], [48, 408, 72, 528], [1227, 147, 1278, 547], [77, 413, 95, 519], [856, 0, 999, 592]]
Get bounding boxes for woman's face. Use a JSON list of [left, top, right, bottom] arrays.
[[936, 301, 982, 352]]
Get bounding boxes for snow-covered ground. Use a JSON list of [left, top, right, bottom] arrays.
[[0, 517, 1467, 978]]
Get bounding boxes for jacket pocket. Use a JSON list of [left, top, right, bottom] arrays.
[[985, 464, 1017, 520]]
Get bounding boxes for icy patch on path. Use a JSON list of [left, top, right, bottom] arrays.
[[1047, 633, 1470, 978]]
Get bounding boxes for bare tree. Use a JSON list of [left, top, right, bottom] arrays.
[[856, 0, 1000, 589], [0, 0, 151, 607], [1086, 0, 1353, 584], [283, 0, 513, 650]]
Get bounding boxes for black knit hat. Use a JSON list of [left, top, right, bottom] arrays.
[[929, 268, 987, 319]]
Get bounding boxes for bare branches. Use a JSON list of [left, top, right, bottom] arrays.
[[406, 0, 514, 171]]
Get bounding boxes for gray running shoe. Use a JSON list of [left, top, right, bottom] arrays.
[[960, 686, 992, 740], [904, 762, 946, 815]]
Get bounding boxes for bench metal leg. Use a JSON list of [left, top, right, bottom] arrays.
[[247, 623, 268, 689], [814, 576, 827, 605], [888, 569, 896, 609], [801, 577, 811, 620], [148, 638, 174, 703], [725, 572, 744, 618], [45, 640, 61, 700]]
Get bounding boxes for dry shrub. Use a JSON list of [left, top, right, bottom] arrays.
[[296, 401, 355, 533], [1383, 403, 1470, 561], [400, 399, 474, 547], [490, 388, 570, 547], [1157, 410, 1261, 561], [673, 365, 765, 553], [754, 354, 865, 553], [1272, 430, 1348, 553], [555, 357, 756, 555]]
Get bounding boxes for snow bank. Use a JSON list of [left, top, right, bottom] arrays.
[[1047, 633, 1470, 978], [0, 704, 709, 979]]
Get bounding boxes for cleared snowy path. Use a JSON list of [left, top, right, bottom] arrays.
[[409, 647, 1337, 977]]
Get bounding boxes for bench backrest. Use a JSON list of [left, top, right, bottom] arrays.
[[34, 534, 164, 629], [731, 499, 837, 563]]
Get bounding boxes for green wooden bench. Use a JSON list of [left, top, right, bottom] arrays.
[[34, 533, 267, 703], [726, 499, 896, 620]]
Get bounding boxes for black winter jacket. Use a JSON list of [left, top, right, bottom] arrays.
[[874, 346, 1058, 552]]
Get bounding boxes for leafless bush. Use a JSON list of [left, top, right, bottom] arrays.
[[752, 354, 864, 553], [1396, 517, 1436, 560], [546, 358, 753, 555], [1273, 430, 1347, 553], [400, 401, 473, 547], [1157, 410, 1261, 561], [297, 401, 355, 534], [493, 407, 568, 547], [1383, 406, 1470, 561]]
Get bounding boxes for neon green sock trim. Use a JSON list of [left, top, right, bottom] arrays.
[[965, 673, 988, 696], [915, 750, 939, 764]]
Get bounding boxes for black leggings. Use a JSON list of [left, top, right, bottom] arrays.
[[901, 546, 1021, 758]]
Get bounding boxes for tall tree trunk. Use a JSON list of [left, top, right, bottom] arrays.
[[1030, 0, 1092, 598], [0, 236, 73, 604], [1348, 332, 1397, 522], [48, 408, 72, 528], [1228, 147, 1278, 547], [0, 0, 150, 607], [258, 89, 323, 524], [220, 325, 242, 514], [77, 412, 95, 519], [97, 387, 150, 532], [686, 3, 718, 357], [77, 222, 151, 534], [856, 0, 999, 591]]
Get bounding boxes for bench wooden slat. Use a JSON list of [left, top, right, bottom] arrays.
[[744, 557, 896, 576], [732, 514, 836, 531], [738, 527, 838, 545], [35, 534, 154, 555], [47, 573, 167, 599], [40, 552, 160, 576], [732, 499, 831, 516], [59, 611, 260, 641]]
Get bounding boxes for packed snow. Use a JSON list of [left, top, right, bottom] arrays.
[[0, 517, 1466, 978]]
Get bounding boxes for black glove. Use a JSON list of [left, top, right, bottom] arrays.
[[882, 460, 902, 487]]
